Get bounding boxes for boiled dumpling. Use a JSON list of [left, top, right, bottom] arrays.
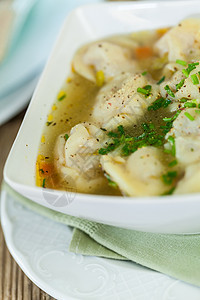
[[154, 18, 200, 62], [91, 72, 160, 129], [160, 62, 200, 102], [54, 123, 107, 193], [100, 147, 168, 196], [72, 41, 138, 83]]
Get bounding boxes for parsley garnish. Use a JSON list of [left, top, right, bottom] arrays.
[[157, 76, 165, 85], [162, 171, 177, 185], [182, 62, 199, 78], [148, 97, 172, 111], [184, 102, 196, 108], [184, 111, 195, 121], [176, 59, 187, 66], [42, 179, 46, 188], [164, 85, 175, 98], [176, 79, 185, 91], [64, 134, 69, 141], [137, 85, 152, 97], [162, 187, 176, 196], [168, 160, 178, 167], [104, 173, 118, 188], [191, 74, 199, 85]]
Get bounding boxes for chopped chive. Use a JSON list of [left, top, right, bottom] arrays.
[[164, 85, 175, 97], [180, 98, 188, 103], [57, 91, 66, 101], [148, 97, 171, 111], [176, 59, 187, 66], [137, 87, 149, 95], [117, 125, 125, 135], [191, 74, 199, 85], [157, 76, 165, 85], [162, 171, 177, 185], [163, 117, 172, 122], [39, 168, 45, 174], [168, 136, 176, 156], [182, 62, 199, 78], [42, 179, 46, 188], [168, 160, 178, 167], [162, 187, 176, 196], [142, 71, 147, 76], [184, 102, 197, 108], [184, 112, 195, 121], [104, 173, 118, 188], [46, 121, 53, 126], [176, 79, 185, 91], [137, 85, 152, 97], [182, 69, 189, 77], [100, 128, 107, 131], [64, 134, 69, 141]]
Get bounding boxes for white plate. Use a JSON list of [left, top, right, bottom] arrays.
[[1, 190, 200, 300], [4, 0, 200, 234]]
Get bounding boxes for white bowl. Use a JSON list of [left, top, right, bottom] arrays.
[[4, 0, 200, 234]]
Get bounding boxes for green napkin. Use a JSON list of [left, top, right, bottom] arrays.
[[2, 182, 200, 287]]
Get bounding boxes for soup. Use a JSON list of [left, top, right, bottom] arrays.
[[36, 18, 200, 197]]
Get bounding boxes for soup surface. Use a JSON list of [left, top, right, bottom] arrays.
[[36, 18, 200, 196]]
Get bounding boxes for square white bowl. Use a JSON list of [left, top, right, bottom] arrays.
[[4, 0, 200, 234]]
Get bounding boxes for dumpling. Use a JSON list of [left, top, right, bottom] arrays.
[[54, 123, 107, 193], [174, 163, 200, 194], [160, 62, 200, 102], [91, 72, 160, 129], [154, 18, 200, 62], [100, 147, 168, 196], [72, 41, 138, 83]]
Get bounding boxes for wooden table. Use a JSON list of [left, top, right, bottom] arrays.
[[0, 110, 55, 300]]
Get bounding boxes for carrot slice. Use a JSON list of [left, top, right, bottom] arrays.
[[135, 46, 153, 59]]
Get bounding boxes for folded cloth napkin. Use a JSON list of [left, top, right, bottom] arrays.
[[2, 182, 200, 288]]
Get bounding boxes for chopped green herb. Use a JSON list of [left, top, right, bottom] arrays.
[[104, 173, 118, 188], [182, 62, 199, 78], [184, 111, 195, 121], [195, 109, 200, 114], [182, 69, 189, 77], [157, 76, 165, 85], [168, 160, 178, 167], [191, 74, 199, 85], [168, 136, 176, 156], [148, 97, 172, 111], [176, 79, 185, 91], [39, 169, 44, 174], [46, 122, 53, 126], [163, 117, 172, 122], [42, 179, 46, 188], [142, 71, 147, 76], [162, 187, 176, 196], [64, 134, 69, 141], [117, 125, 125, 135], [137, 85, 152, 97], [100, 128, 107, 131], [160, 110, 181, 134], [184, 102, 197, 108], [162, 171, 177, 185], [180, 98, 188, 103], [176, 59, 187, 66], [164, 85, 175, 98]]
